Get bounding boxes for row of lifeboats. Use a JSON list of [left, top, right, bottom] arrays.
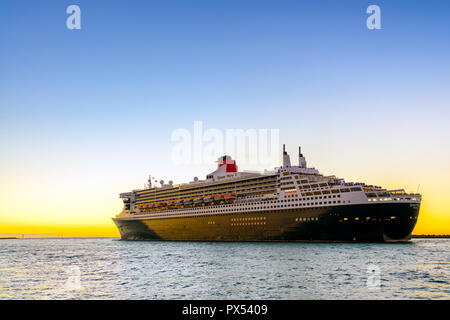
[[136, 194, 237, 209]]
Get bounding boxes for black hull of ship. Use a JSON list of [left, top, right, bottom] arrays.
[[113, 202, 420, 242]]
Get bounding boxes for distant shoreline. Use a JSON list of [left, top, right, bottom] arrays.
[[1, 235, 449, 240], [0, 236, 117, 240], [412, 235, 450, 238]]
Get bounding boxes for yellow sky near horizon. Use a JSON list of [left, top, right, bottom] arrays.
[[0, 172, 450, 237], [1, 0, 450, 239], [0, 206, 448, 237], [1, 141, 449, 236]]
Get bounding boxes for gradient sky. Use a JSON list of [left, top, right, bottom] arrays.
[[1, 0, 449, 236]]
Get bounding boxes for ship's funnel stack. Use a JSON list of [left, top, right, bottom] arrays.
[[283, 144, 291, 167], [147, 175, 152, 188], [217, 155, 238, 173], [298, 146, 307, 168]]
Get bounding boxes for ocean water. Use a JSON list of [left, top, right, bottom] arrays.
[[0, 238, 448, 300]]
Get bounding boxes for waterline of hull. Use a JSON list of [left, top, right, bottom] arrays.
[[113, 203, 420, 242]]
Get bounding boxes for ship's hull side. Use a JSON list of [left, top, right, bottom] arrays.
[[113, 202, 420, 242]]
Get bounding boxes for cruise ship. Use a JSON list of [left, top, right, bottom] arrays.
[[113, 145, 421, 242]]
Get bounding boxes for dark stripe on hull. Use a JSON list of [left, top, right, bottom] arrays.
[[113, 202, 420, 242]]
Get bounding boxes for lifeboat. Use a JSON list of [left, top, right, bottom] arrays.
[[223, 194, 236, 200], [213, 195, 223, 201], [203, 197, 213, 203], [183, 199, 193, 205], [174, 200, 183, 205], [193, 198, 203, 204]]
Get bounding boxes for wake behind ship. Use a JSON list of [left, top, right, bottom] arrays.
[[113, 145, 421, 242]]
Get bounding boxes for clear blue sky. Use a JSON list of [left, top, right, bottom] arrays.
[[0, 1, 449, 233]]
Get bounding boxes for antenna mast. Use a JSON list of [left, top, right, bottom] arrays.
[[147, 175, 152, 189]]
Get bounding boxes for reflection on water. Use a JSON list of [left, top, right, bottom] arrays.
[[0, 238, 448, 299]]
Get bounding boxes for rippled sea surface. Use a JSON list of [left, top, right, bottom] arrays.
[[0, 238, 448, 299]]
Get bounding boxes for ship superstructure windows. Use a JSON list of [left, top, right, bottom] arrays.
[[295, 217, 319, 222], [124, 147, 418, 221]]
